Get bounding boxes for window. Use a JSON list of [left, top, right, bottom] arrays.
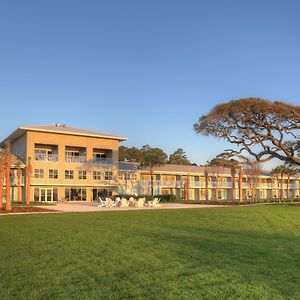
[[105, 171, 113, 180], [65, 187, 86, 201], [123, 173, 137, 180], [78, 170, 87, 180], [65, 170, 74, 179], [34, 149, 47, 161], [93, 171, 101, 180], [34, 169, 44, 178], [49, 169, 58, 179]]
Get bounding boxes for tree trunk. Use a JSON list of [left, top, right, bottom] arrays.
[[5, 151, 12, 211], [150, 168, 154, 196], [0, 180, 3, 209], [17, 171, 22, 203], [280, 172, 283, 202], [0, 160, 4, 209], [185, 175, 190, 201], [238, 168, 243, 203], [215, 174, 219, 201], [26, 175, 31, 205], [26, 158, 32, 205], [231, 167, 236, 202], [287, 175, 290, 200], [205, 167, 209, 201]]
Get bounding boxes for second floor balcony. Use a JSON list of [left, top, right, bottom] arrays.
[[35, 153, 58, 162], [93, 157, 113, 165], [65, 155, 87, 163]]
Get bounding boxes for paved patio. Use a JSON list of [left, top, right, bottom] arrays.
[[38, 202, 223, 213]]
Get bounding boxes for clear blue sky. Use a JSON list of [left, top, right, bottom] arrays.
[[1, 0, 300, 166]]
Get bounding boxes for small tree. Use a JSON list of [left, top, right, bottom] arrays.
[[0, 151, 5, 209], [244, 163, 261, 202], [270, 165, 286, 202], [25, 157, 32, 205], [4, 141, 12, 211], [140, 145, 167, 195], [282, 164, 298, 200]]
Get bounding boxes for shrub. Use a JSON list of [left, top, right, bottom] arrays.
[[154, 194, 177, 202]]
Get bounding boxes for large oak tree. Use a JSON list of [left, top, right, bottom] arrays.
[[194, 98, 300, 165]]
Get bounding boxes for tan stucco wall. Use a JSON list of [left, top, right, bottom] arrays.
[[21, 131, 120, 201], [11, 133, 27, 161]]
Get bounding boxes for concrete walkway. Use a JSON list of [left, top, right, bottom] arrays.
[[37, 202, 223, 213]]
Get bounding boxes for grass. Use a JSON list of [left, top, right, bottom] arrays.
[[1, 206, 300, 299]]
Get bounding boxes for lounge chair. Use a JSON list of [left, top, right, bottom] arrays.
[[137, 198, 145, 208], [106, 197, 116, 208], [97, 197, 107, 207], [120, 198, 129, 208], [148, 198, 161, 207]]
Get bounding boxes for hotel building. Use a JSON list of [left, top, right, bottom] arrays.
[[1, 124, 300, 203]]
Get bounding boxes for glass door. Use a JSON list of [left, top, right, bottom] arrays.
[[39, 188, 53, 202]]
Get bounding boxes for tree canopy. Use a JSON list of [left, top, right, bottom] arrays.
[[119, 145, 193, 165], [207, 153, 240, 169], [140, 145, 168, 169], [168, 148, 191, 165], [119, 146, 142, 162], [194, 98, 300, 165]]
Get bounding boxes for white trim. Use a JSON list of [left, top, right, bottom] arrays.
[[20, 127, 127, 141]]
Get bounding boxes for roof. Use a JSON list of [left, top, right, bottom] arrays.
[[118, 162, 140, 171], [1, 124, 127, 144], [118, 162, 300, 177], [118, 162, 233, 175], [150, 164, 232, 175]]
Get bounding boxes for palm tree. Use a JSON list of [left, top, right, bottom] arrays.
[[283, 165, 298, 200], [140, 145, 167, 195], [270, 165, 286, 202], [4, 141, 12, 211], [204, 166, 209, 201], [206, 156, 239, 202], [0, 151, 5, 209], [16, 161, 22, 203], [184, 175, 190, 201], [238, 168, 243, 203], [25, 157, 32, 205]]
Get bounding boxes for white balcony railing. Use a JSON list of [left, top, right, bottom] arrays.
[[65, 156, 87, 163], [34, 153, 58, 162], [93, 157, 113, 165], [160, 180, 176, 187]]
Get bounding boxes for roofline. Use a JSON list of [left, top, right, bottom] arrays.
[[20, 126, 127, 141], [1, 126, 127, 144]]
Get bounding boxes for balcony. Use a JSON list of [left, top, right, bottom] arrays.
[[34, 153, 58, 162], [93, 157, 113, 165], [259, 183, 273, 189], [160, 180, 176, 187], [65, 155, 87, 163], [34, 144, 58, 162]]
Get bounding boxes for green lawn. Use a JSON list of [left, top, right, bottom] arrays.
[[1, 206, 300, 299]]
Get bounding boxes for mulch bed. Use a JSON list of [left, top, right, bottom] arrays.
[[0, 207, 57, 214]]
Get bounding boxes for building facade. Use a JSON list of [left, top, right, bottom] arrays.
[[1, 124, 300, 203]]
